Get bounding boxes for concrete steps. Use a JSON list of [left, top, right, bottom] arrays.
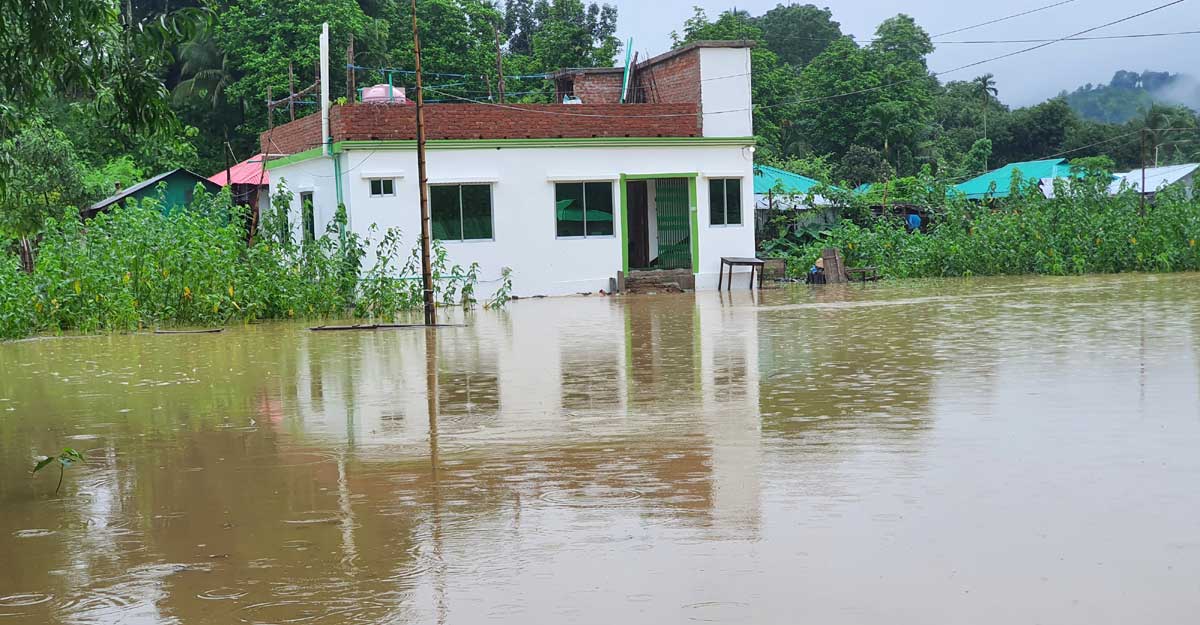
[[623, 269, 695, 294]]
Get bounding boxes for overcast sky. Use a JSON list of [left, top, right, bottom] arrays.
[[606, 0, 1198, 106]]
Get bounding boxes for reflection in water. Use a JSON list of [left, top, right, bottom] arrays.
[[2, 274, 1200, 623]]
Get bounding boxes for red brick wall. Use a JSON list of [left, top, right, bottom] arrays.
[[259, 113, 323, 156], [571, 73, 624, 104], [319, 102, 699, 142], [636, 48, 701, 106]]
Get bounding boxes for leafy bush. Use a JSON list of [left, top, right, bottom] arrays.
[[0, 183, 509, 339], [784, 177, 1200, 278]]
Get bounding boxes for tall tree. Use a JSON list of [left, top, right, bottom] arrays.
[[973, 73, 998, 164], [0, 121, 89, 270], [672, 8, 801, 159], [755, 3, 842, 67]]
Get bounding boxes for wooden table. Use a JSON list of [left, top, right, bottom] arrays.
[[718, 257, 766, 291]]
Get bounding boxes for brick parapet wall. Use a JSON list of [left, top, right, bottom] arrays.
[[262, 102, 699, 153]]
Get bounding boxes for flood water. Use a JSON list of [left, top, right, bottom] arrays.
[[2, 273, 1199, 624]]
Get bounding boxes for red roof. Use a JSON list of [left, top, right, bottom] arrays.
[[209, 154, 269, 186]]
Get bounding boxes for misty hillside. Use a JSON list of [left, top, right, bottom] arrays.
[[1063, 70, 1200, 123]]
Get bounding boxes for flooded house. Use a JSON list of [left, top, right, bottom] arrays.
[[262, 41, 757, 297]]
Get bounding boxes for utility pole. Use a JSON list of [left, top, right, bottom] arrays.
[[412, 0, 437, 326], [288, 62, 295, 121], [492, 24, 506, 104], [1140, 128, 1147, 213], [346, 35, 355, 103]]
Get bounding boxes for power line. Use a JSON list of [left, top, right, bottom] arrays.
[[754, 0, 1188, 114], [759, 29, 1200, 45], [431, 0, 1186, 119], [937, 30, 1200, 43], [933, 0, 1079, 37]]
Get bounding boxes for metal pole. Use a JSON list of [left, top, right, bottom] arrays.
[[412, 0, 437, 326], [267, 85, 273, 129], [346, 35, 355, 103], [288, 61, 295, 121], [492, 24, 505, 104], [1141, 128, 1147, 213]]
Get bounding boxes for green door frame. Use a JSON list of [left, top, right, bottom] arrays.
[[620, 173, 699, 274]]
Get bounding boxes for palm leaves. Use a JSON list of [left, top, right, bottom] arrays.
[[173, 31, 233, 110], [974, 73, 999, 165]]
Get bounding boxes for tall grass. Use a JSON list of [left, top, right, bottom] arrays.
[[0, 185, 506, 340], [787, 177, 1200, 279]]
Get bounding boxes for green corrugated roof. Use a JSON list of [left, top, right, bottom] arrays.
[[954, 158, 1073, 200], [754, 165, 831, 195]]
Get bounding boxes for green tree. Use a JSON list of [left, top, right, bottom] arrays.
[[528, 0, 620, 70], [673, 8, 801, 158], [838, 145, 894, 187], [755, 3, 842, 67], [209, 0, 377, 133], [974, 73, 998, 148], [0, 121, 89, 271]]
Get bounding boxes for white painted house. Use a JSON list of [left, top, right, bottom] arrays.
[[263, 41, 757, 297]]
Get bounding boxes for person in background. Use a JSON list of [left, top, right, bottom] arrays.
[[807, 257, 826, 284], [906, 212, 922, 231]]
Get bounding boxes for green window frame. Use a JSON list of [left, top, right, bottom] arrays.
[[555, 181, 615, 238], [300, 191, 315, 242], [431, 184, 493, 241], [369, 178, 395, 197], [708, 178, 742, 226]]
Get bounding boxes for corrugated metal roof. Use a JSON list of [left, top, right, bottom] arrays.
[[1110, 163, 1199, 193], [88, 169, 216, 212], [753, 165, 828, 195], [954, 158, 1073, 200], [209, 154, 270, 186]]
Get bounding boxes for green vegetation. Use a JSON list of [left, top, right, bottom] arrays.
[[772, 174, 1200, 280], [32, 448, 87, 495], [0, 184, 507, 341], [678, 7, 1200, 184]]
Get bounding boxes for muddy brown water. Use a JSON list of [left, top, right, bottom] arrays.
[[2, 274, 1199, 624]]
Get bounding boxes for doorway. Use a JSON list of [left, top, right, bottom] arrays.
[[624, 177, 695, 271]]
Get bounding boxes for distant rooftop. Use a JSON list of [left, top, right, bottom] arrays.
[[1110, 163, 1199, 193], [955, 158, 1075, 200]]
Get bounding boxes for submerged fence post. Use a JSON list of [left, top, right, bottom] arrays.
[[822, 248, 847, 284]]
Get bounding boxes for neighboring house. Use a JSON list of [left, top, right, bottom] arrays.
[[753, 165, 836, 210], [83, 169, 221, 220], [1109, 163, 1198, 199], [954, 158, 1076, 201], [753, 165, 838, 239], [263, 41, 757, 296], [209, 154, 272, 221]]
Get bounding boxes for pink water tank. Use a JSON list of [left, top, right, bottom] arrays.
[[360, 84, 410, 104]]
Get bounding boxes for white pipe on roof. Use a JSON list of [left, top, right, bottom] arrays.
[[320, 23, 330, 156]]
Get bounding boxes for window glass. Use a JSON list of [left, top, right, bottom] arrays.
[[431, 184, 492, 241], [555, 183, 586, 237], [300, 192, 315, 242], [430, 185, 461, 240], [709, 179, 725, 225], [555, 182, 613, 237], [370, 178, 395, 197], [460, 185, 493, 240], [584, 182, 614, 236], [725, 179, 742, 225]]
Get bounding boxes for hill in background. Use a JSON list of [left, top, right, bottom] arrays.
[[1064, 70, 1200, 123]]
